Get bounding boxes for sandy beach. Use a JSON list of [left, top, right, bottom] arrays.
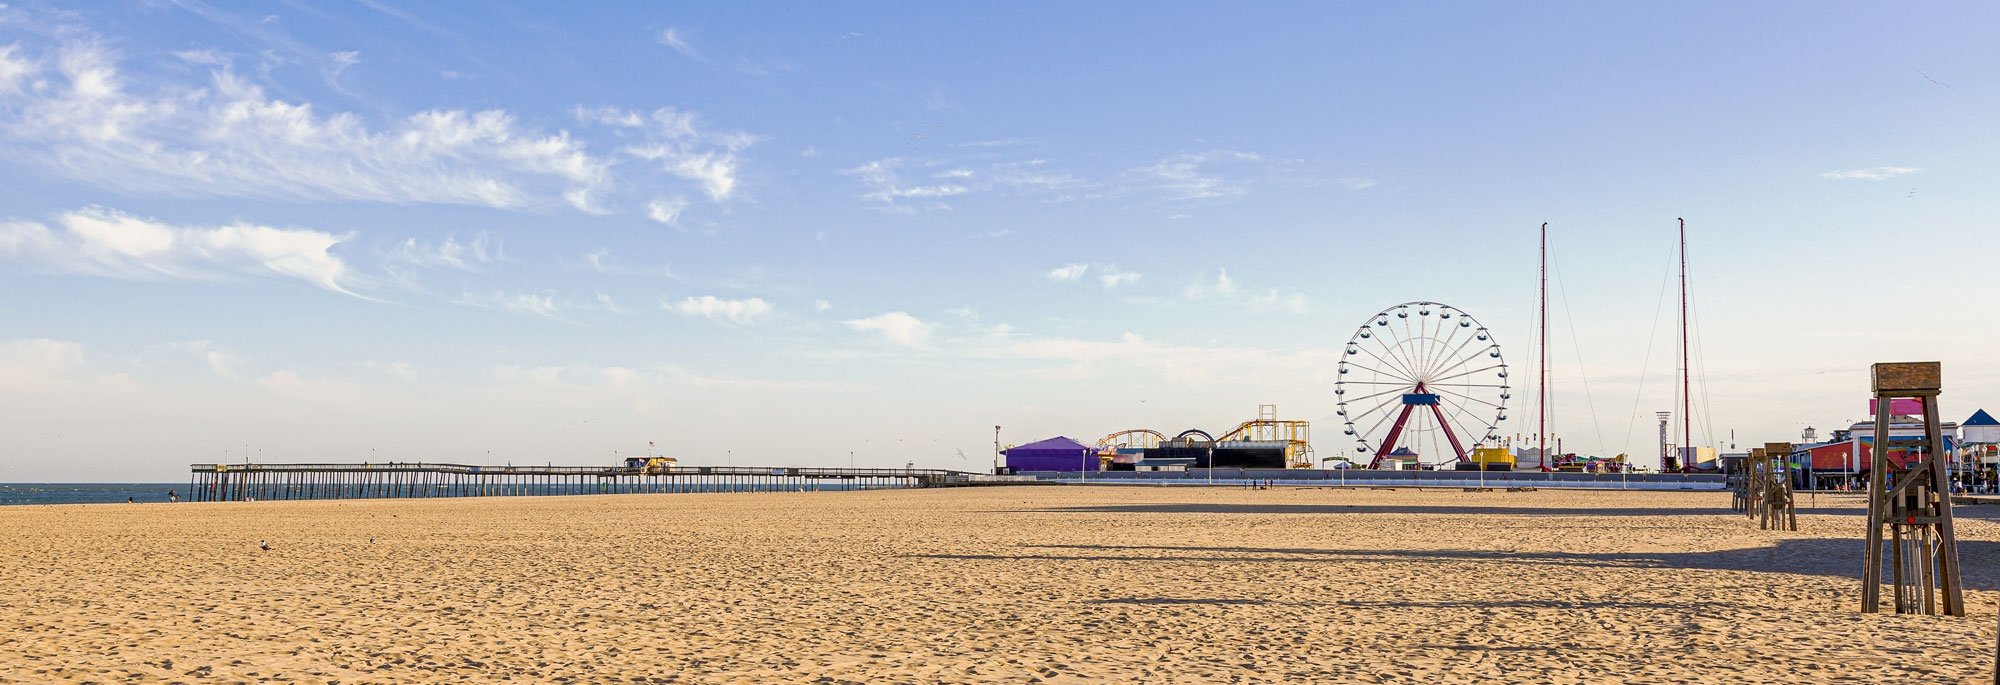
[[3, 486, 1997, 683]]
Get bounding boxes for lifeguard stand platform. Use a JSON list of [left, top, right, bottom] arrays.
[[1860, 361, 1962, 616]]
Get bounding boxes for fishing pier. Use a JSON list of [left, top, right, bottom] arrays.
[[187, 462, 1028, 502]]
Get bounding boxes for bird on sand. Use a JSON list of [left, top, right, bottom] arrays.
[[258, 540, 272, 551]]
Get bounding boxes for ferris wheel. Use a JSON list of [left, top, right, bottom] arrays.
[[1335, 301, 1510, 468]]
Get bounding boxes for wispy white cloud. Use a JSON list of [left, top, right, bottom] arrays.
[[665, 294, 773, 324], [844, 311, 931, 348], [657, 27, 706, 62], [1048, 261, 1141, 289], [0, 338, 88, 382], [845, 158, 968, 208], [595, 291, 626, 315], [1249, 289, 1311, 314], [164, 339, 240, 378], [1046, 262, 1088, 282], [383, 233, 502, 271], [581, 106, 758, 202], [0, 206, 354, 294], [1130, 150, 1263, 202], [1336, 176, 1377, 190], [571, 248, 676, 279], [1097, 264, 1142, 289], [1183, 268, 1237, 299], [845, 157, 1093, 210], [1821, 166, 1920, 181], [0, 44, 29, 96], [0, 40, 616, 213], [170, 48, 232, 67], [1183, 267, 1309, 313], [326, 49, 359, 85], [646, 196, 688, 226], [974, 331, 1334, 385], [457, 290, 570, 319], [813, 299, 832, 312]]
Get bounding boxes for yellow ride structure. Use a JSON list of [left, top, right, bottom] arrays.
[[1095, 429, 1166, 469], [1214, 404, 1314, 468], [1093, 405, 1319, 469]]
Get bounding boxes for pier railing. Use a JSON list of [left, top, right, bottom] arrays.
[[187, 462, 1033, 502]]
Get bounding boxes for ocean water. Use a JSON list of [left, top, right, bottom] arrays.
[[0, 483, 188, 506]]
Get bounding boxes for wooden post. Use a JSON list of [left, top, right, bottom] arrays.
[[1761, 442, 1797, 531]]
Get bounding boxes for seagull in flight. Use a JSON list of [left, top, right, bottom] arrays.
[[1915, 69, 1952, 89]]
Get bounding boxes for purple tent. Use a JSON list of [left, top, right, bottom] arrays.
[[1006, 436, 1100, 472]]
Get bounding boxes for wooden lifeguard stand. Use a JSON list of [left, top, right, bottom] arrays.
[[1758, 442, 1797, 531], [1860, 361, 1963, 616], [1735, 448, 1763, 516]]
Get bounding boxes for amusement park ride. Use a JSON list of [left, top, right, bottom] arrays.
[[1334, 301, 1513, 470], [1093, 404, 1314, 469], [1080, 222, 1698, 473]]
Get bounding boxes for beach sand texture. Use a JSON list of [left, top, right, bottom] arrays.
[[3, 486, 1998, 683]]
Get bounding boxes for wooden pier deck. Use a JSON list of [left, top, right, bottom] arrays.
[[187, 462, 1027, 502]]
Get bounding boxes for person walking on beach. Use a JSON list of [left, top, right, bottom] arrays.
[[167, 490, 179, 503]]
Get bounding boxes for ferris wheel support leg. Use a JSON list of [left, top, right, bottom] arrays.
[[1369, 403, 1421, 469], [1427, 403, 1471, 463]]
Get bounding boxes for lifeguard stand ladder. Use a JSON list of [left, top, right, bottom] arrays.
[[1860, 361, 1963, 616], [1742, 447, 1766, 519], [1730, 450, 1754, 514], [1759, 442, 1797, 531]]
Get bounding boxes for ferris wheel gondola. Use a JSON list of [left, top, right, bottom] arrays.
[[1335, 301, 1509, 468]]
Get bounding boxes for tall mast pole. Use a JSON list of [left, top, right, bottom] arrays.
[[1679, 218, 1692, 473], [1539, 222, 1550, 472]]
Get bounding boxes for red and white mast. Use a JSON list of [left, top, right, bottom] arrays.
[[1538, 222, 1551, 472], [1679, 218, 1692, 473]]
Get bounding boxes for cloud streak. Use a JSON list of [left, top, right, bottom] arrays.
[[844, 311, 931, 348], [1821, 166, 1919, 181], [0, 206, 355, 294], [0, 41, 617, 213], [665, 295, 774, 324]]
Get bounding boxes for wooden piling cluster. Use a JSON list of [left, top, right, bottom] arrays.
[[1747, 442, 1798, 531], [187, 463, 1000, 502]]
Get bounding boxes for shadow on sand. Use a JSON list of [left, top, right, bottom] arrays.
[[1083, 596, 1737, 611], [909, 539, 2000, 592], [1004, 502, 1881, 518]]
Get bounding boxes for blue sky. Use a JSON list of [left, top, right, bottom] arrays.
[[3, 1, 1996, 480]]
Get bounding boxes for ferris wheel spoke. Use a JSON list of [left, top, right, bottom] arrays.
[[1340, 385, 1414, 407], [1425, 351, 1498, 382], [1435, 394, 1495, 447], [1429, 363, 1505, 385], [1340, 361, 1415, 383], [1423, 317, 1470, 378], [1366, 316, 1426, 379], [1347, 391, 1403, 421], [1433, 385, 1504, 409], [1423, 326, 1484, 379], [1434, 391, 1482, 428], [1351, 343, 1419, 382], [1399, 312, 1424, 376], [1365, 333, 1423, 381], [1361, 402, 1407, 444]]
